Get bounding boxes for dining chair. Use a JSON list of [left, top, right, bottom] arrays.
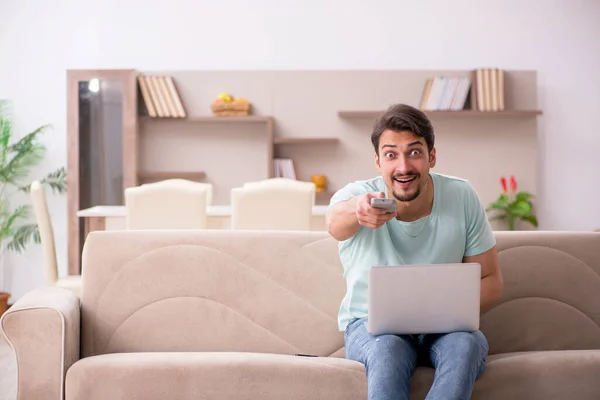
[[231, 178, 315, 230], [124, 179, 211, 230], [30, 181, 82, 296]]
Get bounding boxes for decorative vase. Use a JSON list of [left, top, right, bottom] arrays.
[[0, 292, 9, 317], [311, 175, 327, 193], [0, 248, 12, 316]]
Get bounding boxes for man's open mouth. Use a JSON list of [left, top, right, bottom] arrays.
[[394, 176, 417, 184]]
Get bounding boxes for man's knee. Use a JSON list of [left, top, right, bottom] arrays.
[[366, 335, 416, 369], [435, 331, 488, 362]]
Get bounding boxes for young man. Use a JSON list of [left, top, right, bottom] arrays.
[[326, 104, 503, 400]]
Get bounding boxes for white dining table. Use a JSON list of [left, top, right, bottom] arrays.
[[77, 205, 329, 233]]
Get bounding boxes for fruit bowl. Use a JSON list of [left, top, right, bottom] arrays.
[[210, 93, 251, 116]]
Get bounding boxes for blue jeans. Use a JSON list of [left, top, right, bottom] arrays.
[[344, 318, 488, 400]]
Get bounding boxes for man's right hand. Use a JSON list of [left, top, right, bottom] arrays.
[[356, 192, 397, 229]]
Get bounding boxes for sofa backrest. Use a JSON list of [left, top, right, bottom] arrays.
[[480, 231, 600, 355], [80, 230, 600, 358], [80, 230, 345, 358]]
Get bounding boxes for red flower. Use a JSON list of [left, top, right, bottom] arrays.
[[509, 176, 517, 193], [500, 176, 507, 193]]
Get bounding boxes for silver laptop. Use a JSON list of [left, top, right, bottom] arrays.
[[367, 263, 481, 335]]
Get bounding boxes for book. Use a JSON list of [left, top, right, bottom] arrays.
[[420, 76, 471, 111], [137, 75, 188, 118]]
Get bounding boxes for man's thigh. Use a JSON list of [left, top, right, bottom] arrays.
[[421, 330, 488, 376], [344, 318, 418, 367]]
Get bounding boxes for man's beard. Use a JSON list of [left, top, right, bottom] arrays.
[[392, 187, 421, 202], [391, 172, 421, 202]]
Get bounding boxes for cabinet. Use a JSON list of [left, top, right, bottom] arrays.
[[66, 69, 138, 274]]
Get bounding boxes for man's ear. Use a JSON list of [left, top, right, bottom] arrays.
[[374, 152, 381, 173], [429, 148, 437, 168]]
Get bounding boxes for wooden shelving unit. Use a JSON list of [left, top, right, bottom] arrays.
[[134, 69, 542, 211], [141, 115, 273, 123], [140, 114, 275, 179], [273, 137, 339, 145], [142, 115, 340, 181], [338, 110, 543, 119], [65, 69, 542, 276], [138, 171, 206, 182], [315, 191, 335, 204]]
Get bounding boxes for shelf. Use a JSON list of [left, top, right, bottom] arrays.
[[138, 171, 206, 182], [337, 110, 542, 119], [316, 191, 335, 200], [273, 137, 339, 145], [314, 191, 336, 205], [141, 115, 273, 123]]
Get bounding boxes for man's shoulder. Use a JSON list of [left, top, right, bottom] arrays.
[[333, 176, 385, 197], [433, 172, 475, 195], [347, 176, 385, 191]]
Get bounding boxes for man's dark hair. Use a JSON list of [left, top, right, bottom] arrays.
[[371, 104, 435, 155]]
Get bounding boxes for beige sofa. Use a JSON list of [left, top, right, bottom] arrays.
[[2, 230, 600, 400]]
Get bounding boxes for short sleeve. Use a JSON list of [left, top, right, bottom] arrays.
[[464, 182, 496, 257], [327, 181, 369, 213]]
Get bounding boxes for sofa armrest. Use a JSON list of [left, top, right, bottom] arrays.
[[0, 287, 80, 400]]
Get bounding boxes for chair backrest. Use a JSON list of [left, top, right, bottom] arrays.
[[29, 181, 58, 285], [142, 179, 213, 206], [231, 179, 314, 230], [124, 179, 210, 230], [243, 178, 316, 205]]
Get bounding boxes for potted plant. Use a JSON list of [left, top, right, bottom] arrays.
[[487, 175, 538, 231], [0, 100, 67, 315]]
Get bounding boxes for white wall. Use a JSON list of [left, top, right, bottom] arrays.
[[1, 0, 599, 301]]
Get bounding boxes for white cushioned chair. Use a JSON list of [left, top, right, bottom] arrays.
[[231, 178, 315, 230], [124, 179, 211, 230], [29, 181, 81, 296], [141, 179, 213, 206], [243, 178, 316, 205]]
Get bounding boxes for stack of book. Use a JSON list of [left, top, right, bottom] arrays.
[[419, 76, 471, 111], [138, 75, 187, 118], [472, 68, 505, 112], [419, 68, 505, 112], [273, 158, 296, 179]]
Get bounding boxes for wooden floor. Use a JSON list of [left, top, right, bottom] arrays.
[[0, 335, 16, 400]]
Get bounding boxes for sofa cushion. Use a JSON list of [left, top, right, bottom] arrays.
[[65, 350, 600, 400], [65, 352, 367, 400], [411, 350, 600, 399]]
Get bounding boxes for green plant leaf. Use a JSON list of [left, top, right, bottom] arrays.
[[41, 166, 67, 194], [0, 101, 66, 255], [0, 122, 49, 185], [498, 194, 509, 205], [487, 202, 506, 211], [489, 214, 507, 221], [487, 194, 510, 211], [19, 166, 67, 194], [0, 143, 46, 184], [521, 215, 539, 227], [516, 192, 534, 203], [8, 124, 50, 153], [6, 223, 40, 253], [508, 200, 532, 217], [1, 205, 29, 238], [0, 117, 11, 167]]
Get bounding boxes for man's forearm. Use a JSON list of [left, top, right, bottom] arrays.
[[480, 273, 503, 314], [326, 197, 361, 241]]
